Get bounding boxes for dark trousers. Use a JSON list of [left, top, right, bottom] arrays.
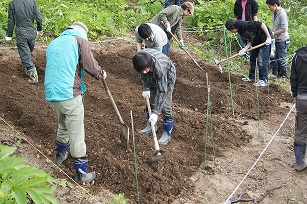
[[16, 27, 37, 70], [295, 97, 307, 145]]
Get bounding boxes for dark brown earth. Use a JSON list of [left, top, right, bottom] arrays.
[[0, 34, 299, 204]]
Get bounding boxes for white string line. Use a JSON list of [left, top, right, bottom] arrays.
[[224, 103, 296, 204], [0, 116, 101, 204]]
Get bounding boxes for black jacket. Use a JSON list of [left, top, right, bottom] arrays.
[[236, 20, 272, 47], [234, 0, 258, 21], [290, 46, 307, 97]]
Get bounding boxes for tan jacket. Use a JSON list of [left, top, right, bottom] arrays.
[[149, 5, 183, 41]]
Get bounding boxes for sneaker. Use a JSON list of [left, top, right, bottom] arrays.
[[278, 76, 286, 82], [253, 79, 268, 87], [242, 77, 251, 82]]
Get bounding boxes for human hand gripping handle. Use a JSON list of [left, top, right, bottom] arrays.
[[101, 70, 107, 79], [5, 36, 12, 42], [179, 39, 184, 48], [149, 113, 158, 124], [37, 30, 43, 36], [165, 21, 171, 32], [142, 90, 150, 99], [239, 48, 247, 56], [265, 36, 272, 45]]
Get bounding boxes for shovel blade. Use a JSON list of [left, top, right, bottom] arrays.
[[120, 124, 129, 149], [147, 150, 165, 164]]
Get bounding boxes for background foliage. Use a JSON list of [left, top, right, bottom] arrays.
[[0, 0, 306, 54], [0, 0, 306, 69]]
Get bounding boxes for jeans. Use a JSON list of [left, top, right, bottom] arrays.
[[162, 41, 170, 56], [165, 0, 180, 7], [249, 44, 271, 81], [274, 39, 290, 78]]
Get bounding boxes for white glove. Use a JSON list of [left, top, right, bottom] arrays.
[[265, 37, 272, 45], [239, 48, 247, 56], [179, 39, 184, 48], [5, 36, 12, 42], [149, 113, 158, 124], [165, 22, 171, 32], [37, 30, 43, 36], [101, 70, 107, 79], [142, 91, 150, 99]]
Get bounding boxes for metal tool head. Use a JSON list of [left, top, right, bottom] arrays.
[[147, 150, 165, 164], [120, 124, 129, 150], [215, 59, 224, 73]]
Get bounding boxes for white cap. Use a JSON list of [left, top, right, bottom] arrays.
[[69, 22, 88, 37]]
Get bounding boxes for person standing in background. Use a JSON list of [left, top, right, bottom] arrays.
[[6, 0, 43, 84], [290, 46, 307, 171], [266, 0, 290, 81], [233, 0, 258, 49]]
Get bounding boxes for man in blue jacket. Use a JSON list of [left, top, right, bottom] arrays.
[[44, 22, 106, 184]]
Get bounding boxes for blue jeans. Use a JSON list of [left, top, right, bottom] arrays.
[[249, 44, 271, 81], [162, 41, 170, 56], [275, 39, 290, 78], [165, 0, 180, 7]]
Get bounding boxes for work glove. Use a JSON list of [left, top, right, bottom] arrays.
[[165, 22, 171, 33], [149, 113, 158, 124], [101, 70, 107, 79], [37, 30, 43, 36], [142, 90, 150, 99], [179, 39, 184, 48], [239, 48, 247, 56], [5, 36, 12, 42], [265, 37, 272, 45]]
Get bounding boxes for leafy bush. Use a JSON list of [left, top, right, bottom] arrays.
[[0, 144, 59, 204]]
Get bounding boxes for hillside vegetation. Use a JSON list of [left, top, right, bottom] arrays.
[[0, 0, 306, 63]]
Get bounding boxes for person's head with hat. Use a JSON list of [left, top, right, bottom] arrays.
[[69, 22, 89, 38], [181, 2, 194, 16], [225, 19, 238, 33]]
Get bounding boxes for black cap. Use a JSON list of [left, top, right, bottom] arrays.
[[225, 19, 236, 30]]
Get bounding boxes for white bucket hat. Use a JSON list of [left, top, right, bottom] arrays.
[[69, 22, 88, 37]]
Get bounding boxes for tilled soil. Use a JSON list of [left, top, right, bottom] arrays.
[[0, 36, 296, 203]]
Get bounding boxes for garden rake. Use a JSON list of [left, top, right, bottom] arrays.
[[161, 21, 203, 71]]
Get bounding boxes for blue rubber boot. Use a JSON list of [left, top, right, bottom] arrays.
[[158, 118, 174, 145], [294, 143, 307, 171], [74, 158, 96, 184], [55, 140, 68, 165]]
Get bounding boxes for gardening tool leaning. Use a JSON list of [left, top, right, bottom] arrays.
[[101, 77, 129, 150], [145, 95, 165, 164], [161, 21, 203, 71], [215, 40, 275, 73]]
